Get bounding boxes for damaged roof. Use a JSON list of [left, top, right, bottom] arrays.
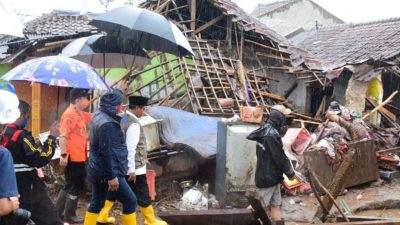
[[208, 0, 289, 44], [24, 10, 96, 36], [293, 17, 400, 68]]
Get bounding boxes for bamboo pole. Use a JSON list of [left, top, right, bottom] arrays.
[[362, 91, 398, 120], [313, 149, 355, 222], [310, 170, 350, 222]]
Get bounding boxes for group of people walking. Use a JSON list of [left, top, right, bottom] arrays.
[[0, 84, 167, 225]]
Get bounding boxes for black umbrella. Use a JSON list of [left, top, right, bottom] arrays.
[[89, 6, 194, 57], [61, 34, 150, 68]]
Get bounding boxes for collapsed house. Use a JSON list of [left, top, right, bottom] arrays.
[[293, 18, 400, 127], [137, 0, 323, 117]]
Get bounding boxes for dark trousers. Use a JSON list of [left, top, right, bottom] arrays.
[[107, 174, 151, 207], [64, 161, 86, 196], [88, 177, 137, 214], [16, 173, 63, 225]]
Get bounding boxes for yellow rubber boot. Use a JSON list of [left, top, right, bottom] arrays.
[[97, 200, 116, 224], [140, 205, 168, 225], [83, 212, 99, 225], [122, 212, 137, 225]]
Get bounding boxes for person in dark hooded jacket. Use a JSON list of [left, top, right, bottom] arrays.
[[247, 105, 295, 225], [83, 88, 137, 225]]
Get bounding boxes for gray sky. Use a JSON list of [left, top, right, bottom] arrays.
[[6, 0, 400, 23], [239, 0, 400, 23]]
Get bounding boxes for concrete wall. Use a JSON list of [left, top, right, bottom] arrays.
[[258, 0, 343, 37], [268, 71, 309, 113]]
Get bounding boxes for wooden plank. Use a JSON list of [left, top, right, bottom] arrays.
[[190, 50, 213, 112], [226, 18, 232, 48], [156, 0, 173, 13], [177, 58, 196, 112], [362, 91, 398, 120], [366, 97, 397, 122], [194, 15, 224, 34], [252, 67, 266, 106], [204, 43, 235, 114], [162, 4, 188, 14], [256, 52, 291, 63], [309, 171, 350, 222], [190, 0, 196, 33], [195, 36, 224, 112], [239, 30, 244, 61], [244, 69, 259, 105], [216, 48, 242, 109], [328, 220, 400, 225], [180, 58, 203, 112], [31, 83, 41, 137], [336, 215, 399, 222], [304, 140, 378, 193], [244, 39, 281, 53], [248, 88, 286, 101], [158, 82, 186, 106], [158, 208, 259, 225], [313, 149, 355, 222], [245, 190, 272, 225]]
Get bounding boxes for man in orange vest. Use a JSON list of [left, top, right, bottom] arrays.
[[55, 88, 92, 224]]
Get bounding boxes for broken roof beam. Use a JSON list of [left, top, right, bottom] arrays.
[[245, 39, 283, 54], [194, 14, 224, 35], [190, 0, 196, 34], [256, 52, 291, 64], [156, 0, 173, 13]]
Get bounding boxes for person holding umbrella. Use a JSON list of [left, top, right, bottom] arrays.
[[55, 88, 92, 224], [2, 97, 63, 225], [97, 96, 167, 225], [84, 83, 138, 225]]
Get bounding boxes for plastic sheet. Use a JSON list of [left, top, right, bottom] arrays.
[[147, 106, 219, 158]]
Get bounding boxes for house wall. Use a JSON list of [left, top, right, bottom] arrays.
[[345, 77, 368, 113], [12, 81, 69, 132], [268, 71, 309, 113], [258, 0, 343, 37]]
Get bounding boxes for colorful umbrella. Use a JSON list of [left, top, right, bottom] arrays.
[[2, 56, 109, 90]]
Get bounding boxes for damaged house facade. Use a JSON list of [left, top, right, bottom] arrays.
[[293, 18, 400, 126], [138, 0, 323, 117]]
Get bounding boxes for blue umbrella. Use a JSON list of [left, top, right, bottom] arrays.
[[2, 56, 109, 90]]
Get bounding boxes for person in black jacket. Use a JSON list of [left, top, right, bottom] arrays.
[[247, 105, 295, 225], [3, 100, 63, 225], [83, 88, 137, 225]]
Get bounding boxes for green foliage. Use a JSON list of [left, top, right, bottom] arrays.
[[124, 0, 134, 6]]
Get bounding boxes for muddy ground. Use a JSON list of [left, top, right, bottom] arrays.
[[283, 178, 400, 224], [58, 177, 400, 225]]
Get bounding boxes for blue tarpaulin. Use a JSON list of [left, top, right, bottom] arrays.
[[147, 106, 219, 158]]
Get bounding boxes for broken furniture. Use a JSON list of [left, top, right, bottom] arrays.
[[304, 139, 378, 192]]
